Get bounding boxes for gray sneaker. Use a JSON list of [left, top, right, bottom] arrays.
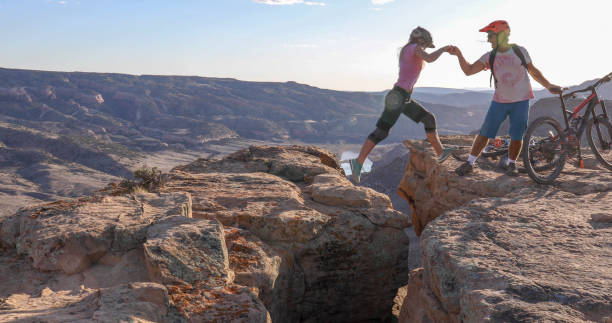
[[349, 158, 363, 184], [455, 161, 473, 176], [438, 146, 458, 164], [505, 162, 519, 177]]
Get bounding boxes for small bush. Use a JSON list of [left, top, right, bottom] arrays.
[[119, 165, 164, 193], [134, 166, 163, 190]]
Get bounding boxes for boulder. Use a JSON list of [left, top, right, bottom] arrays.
[[0, 282, 170, 323], [398, 137, 612, 236], [6, 192, 191, 274], [397, 136, 612, 323], [143, 216, 232, 287], [0, 190, 271, 322]]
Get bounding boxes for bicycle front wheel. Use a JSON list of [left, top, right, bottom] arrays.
[[586, 115, 612, 171], [522, 117, 568, 184]]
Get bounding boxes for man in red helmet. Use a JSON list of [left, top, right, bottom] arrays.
[[448, 20, 562, 176]]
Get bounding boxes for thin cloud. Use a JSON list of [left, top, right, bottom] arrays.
[[369, 7, 382, 11], [371, 0, 395, 4], [45, 0, 69, 4], [254, 0, 325, 5], [284, 43, 318, 48], [254, 0, 301, 4]]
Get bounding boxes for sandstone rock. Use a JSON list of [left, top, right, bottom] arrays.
[[0, 283, 170, 323], [164, 171, 327, 243], [414, 191, 612, 322], [1, 144, 412, 322], [168, 282, 271, 323], [174, 145, 341, 183], [399, 137, 612, 236], [397, 136, 612, 323], [308, 173, 392, 209], [93, 283, 170, 323], [399, 268, 449, 323], [6, 192, 191, 274], [392, 284, 409, 320], [224, 226, 282, 303], [162, 145, 411, 322], [0, 286, 101, 322], [144, 216, 231, 286], [81, 249, 151, 289]]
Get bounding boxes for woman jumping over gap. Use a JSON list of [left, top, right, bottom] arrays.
[[348, 27, 457, 184]]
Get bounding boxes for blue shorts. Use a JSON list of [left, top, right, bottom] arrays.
[[479, 100, 530, 141]]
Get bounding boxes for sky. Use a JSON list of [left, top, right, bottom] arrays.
[[0, 0, 610, 92]]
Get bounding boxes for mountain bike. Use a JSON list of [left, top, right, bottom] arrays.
[[522, 72, 612, 184]]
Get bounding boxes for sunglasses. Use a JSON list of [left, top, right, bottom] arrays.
[[487, 32, 497, 39]]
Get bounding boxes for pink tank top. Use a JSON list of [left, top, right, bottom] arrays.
[[395, 43, 424, 92]]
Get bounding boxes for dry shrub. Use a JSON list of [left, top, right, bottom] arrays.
[[119, 165, 165, 193]]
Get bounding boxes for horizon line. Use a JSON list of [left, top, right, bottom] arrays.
[[0, 66, 548, 93]]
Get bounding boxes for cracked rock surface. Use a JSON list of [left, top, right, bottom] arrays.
[[1, 145, 412, 322]]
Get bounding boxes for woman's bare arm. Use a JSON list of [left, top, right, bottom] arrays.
[[415, 45, 449, 63]]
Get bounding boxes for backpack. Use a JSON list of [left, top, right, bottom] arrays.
[[489, 44, 528, 88]]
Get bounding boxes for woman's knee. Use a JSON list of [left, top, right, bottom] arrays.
[[421, 112, 437, 133], [368, 127, 389, 144]]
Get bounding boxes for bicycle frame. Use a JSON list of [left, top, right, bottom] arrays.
[[559, 86, 608, 143], [522, 72, 612, 183]]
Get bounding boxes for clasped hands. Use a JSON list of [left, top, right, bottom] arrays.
[[442, 45, 461, 56]]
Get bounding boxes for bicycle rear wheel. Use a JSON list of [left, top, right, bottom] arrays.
[[522, 117, 568, 184], [586, 115, 612, 171]]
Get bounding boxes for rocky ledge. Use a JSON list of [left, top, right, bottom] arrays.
[[0, 145, 411, 322], [396, 136, 612, 323]]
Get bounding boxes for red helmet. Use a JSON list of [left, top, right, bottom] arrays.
[[479, 20, 510, 33]]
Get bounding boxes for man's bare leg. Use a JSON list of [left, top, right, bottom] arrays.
[[508, 139, 522, 161], [455, 134, 489, 175], [501, 139, 523, 176], [470, 134, 489, 158]]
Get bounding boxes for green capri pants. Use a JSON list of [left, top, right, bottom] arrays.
[[368, 85, 437, 144]]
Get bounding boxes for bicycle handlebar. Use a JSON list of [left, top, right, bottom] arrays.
[[561, 72, 612, 99], [593, 71, 612, 88]]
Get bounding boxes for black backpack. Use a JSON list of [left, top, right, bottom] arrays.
[[489, 44, 528, 88]]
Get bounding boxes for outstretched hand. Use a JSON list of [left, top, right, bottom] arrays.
[[547, 84, 563, 95]]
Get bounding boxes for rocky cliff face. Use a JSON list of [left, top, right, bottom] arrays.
[[5, 136, 608, 322], [0, 145, 412, 322], [396, 136, 612, 323]]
